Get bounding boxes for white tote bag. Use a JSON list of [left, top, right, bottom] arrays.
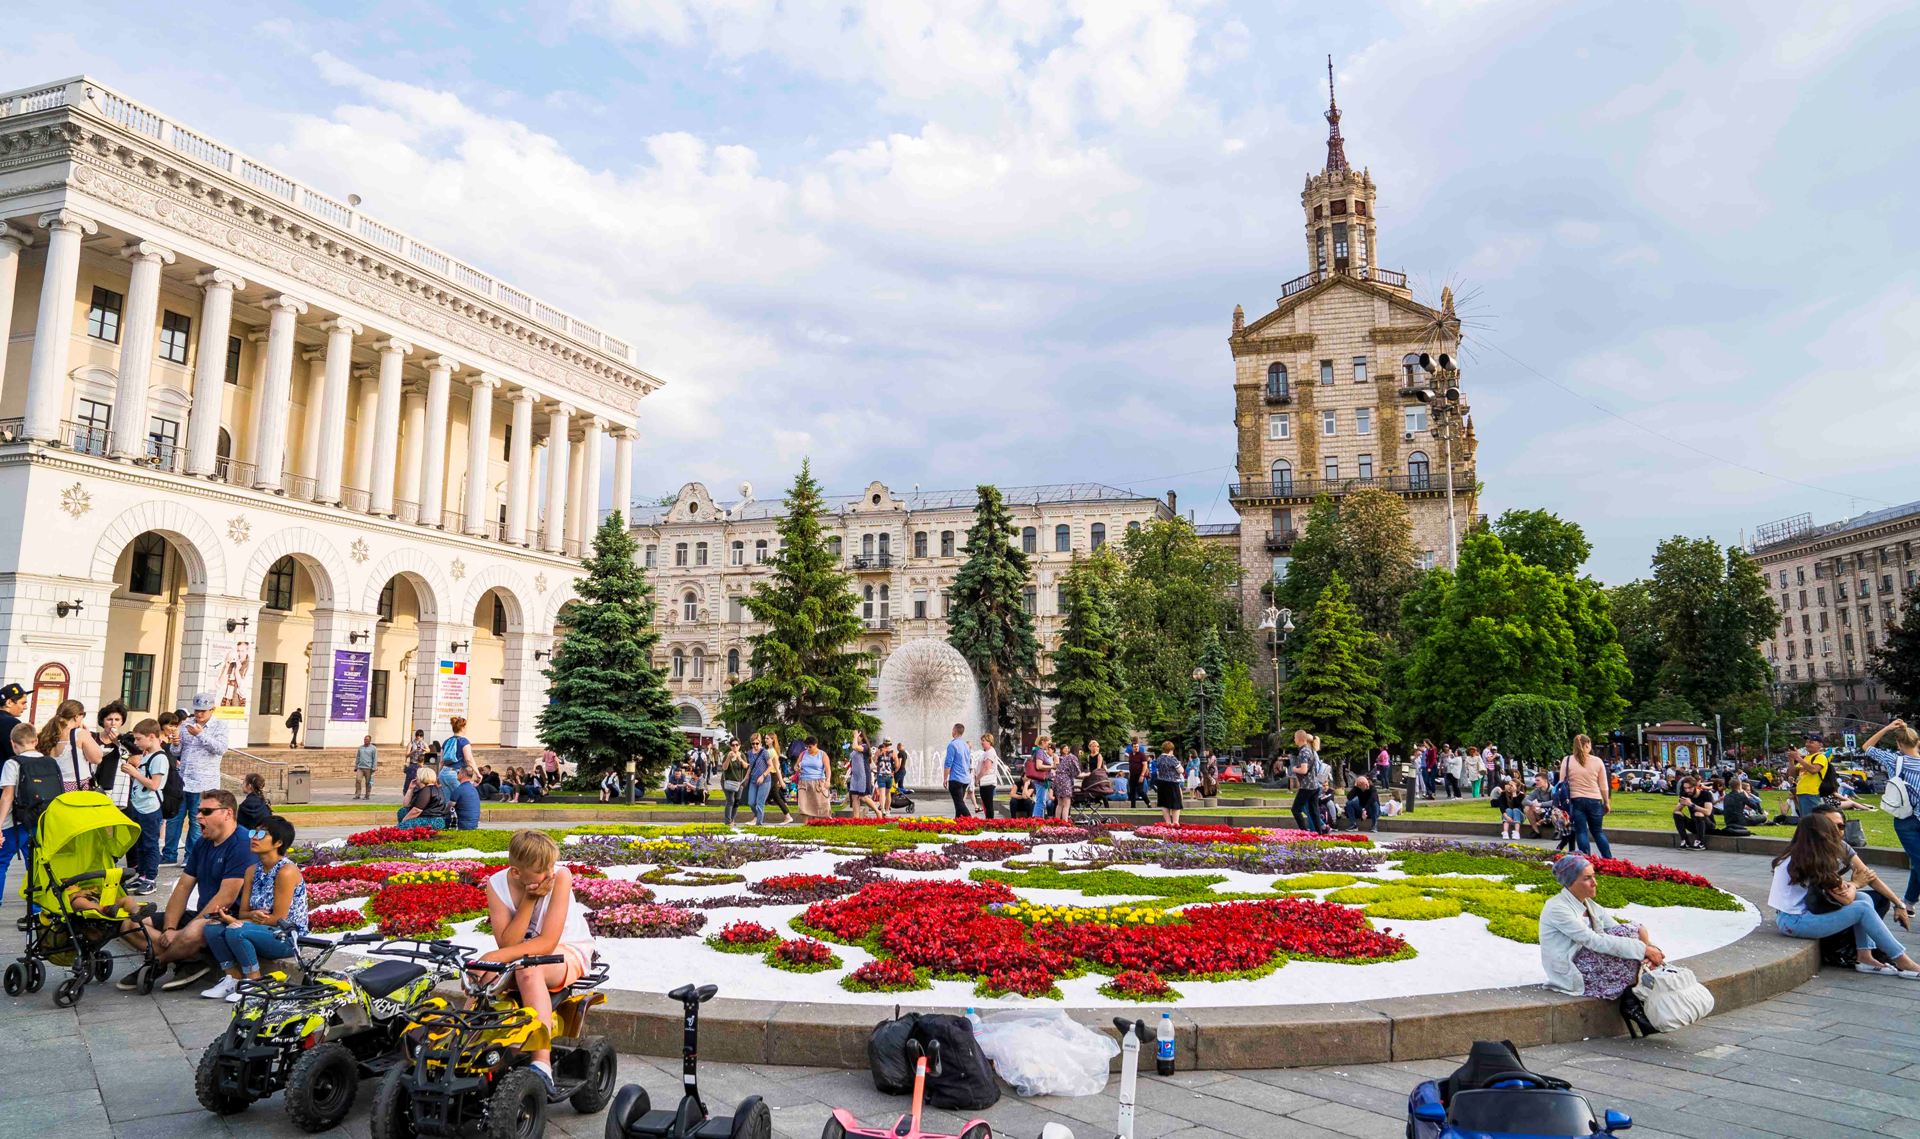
[[1632, 964, 1714, 1032]]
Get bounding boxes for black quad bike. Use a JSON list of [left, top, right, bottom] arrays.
[[604, 982, 771, 1139]]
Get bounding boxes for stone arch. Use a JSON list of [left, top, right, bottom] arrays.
[[239, 527, 349, 608], [89, 501, 225, 594], [460, 565, 532, 633], [540, 579, 581, 631], [359, 548, 452, 625]]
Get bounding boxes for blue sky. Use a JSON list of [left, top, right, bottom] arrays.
[[16, 1, 1920, 582]]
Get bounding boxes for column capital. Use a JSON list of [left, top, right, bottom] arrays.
[[264, 294, 309, 316], [119, 240, 176, 266], [469, 372, 502, 391], [320, 317, 362, 337], [0, 222, 34, 250], [547, 401, 577, 419], [426, 355, 462, 375], [508, 386, 540, 404], [613, 425, 638, 442], [581, 415, 607, 432], [36, 209, 98, 236], [248, 327, 272, 345], [351, 364, 376, 381], [193, 268, 246, 292], [375, 337, 413, 356], [300, 345, 327, 363]]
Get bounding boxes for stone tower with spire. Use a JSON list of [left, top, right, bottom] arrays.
[[1225, 58, 1476, 646]]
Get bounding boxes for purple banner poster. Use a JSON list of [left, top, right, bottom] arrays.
[[330, 649, 372, 722]]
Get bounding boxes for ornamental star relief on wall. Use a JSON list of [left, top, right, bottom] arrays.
[[59, 482, 91, 518], [450, 559, 467, 581], [350, 538, 370, 564], [227, 515, 251, 544]]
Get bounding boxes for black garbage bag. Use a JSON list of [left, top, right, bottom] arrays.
[[914, 1013, 1001, 1111], [868, 1012, 921, 1095]]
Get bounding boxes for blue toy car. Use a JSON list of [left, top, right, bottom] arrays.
[[1408, 1041, 1632, 1139]]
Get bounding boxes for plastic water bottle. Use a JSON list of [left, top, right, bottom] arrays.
[[965, 1007, 981, 1029], [1155, 1012, 1175, 1076]]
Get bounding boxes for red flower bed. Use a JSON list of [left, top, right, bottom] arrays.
[[802, 879, 1016, 942], [1133, 823, 1263, 844], [1585, 856, 1713, 889], [716, 921, 778, 946], [846, 958, 922, 991], [1106, 970, 1171, 997], [957, 839, 1028, 858], [981, 966, 1055, 997], [468, 862, 606, 881], [772, 937, 836, 967], [307, 907, 370, 932], [366, 881, 488, 937], [749, 873, 859, 901], [345, 826, 438, 847]]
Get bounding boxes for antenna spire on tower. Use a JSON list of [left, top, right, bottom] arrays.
[[1324, 54, 1350, 174]]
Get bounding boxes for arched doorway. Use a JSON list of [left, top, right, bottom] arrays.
[[101, 531, 192, 719], [470, 586, 520, 745], [372, 574, 427, 746], [253, 554, 326, 746]]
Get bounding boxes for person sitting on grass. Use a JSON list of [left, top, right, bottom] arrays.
[[1344, 775, 1381, 833], [199, 815, 308, 1001], [396, 764, 449, 830], [477, 830, 598, 1095]]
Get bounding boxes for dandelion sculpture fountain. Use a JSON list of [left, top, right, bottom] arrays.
[[875, 639, 983, 788]]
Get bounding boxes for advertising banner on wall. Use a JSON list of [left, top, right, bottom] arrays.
[[330, 649, 371, 722], [206, 637, 253, 722], [434, 658, 469, 726]]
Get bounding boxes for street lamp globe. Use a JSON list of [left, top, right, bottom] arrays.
[[1192, 667, 1207, 682]]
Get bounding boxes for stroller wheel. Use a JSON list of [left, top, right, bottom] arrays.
[[92, 949, 113, 983], [3, 962, 21, 996], [53, 976, 82, 1008], [24, 958, 45, 993], [137, 962, 160, 995]]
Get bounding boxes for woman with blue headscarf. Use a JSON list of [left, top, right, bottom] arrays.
[[1539, 854, 1668, 1030]]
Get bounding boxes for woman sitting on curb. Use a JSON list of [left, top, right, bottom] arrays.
[[1769, 808, 1919, 977], [1538, 853, 1666, 1034]]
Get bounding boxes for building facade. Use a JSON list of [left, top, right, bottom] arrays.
[[1227, 73, 1478, 637], [1750, 502, 1920, 734], [0, 78, 655, 748], [630, 482, 1171, 735]]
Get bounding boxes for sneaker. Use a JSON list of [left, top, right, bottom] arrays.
[[115, 972, 142, 992], [528, 1060, 556, 1096], [161, 962, 212, 991], [132, 878, 157, 896], [200, 975, 239, 1000], [224, 989, 243, 1003]]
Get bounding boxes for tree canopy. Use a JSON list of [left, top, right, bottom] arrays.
[[1493, 508, 1593, 576], [1642, 536, 1778, 714], [946, 484, 1041, 733], [1871, 582, 1920, 710], [1047, 551, 1132, 755], [1278, 574, 1384, 765], [1109, 517, 1246, 737]]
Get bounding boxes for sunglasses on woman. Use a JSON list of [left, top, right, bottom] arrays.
[[247, 828, 268, 841]]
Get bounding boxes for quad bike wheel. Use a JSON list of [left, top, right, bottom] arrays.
[[485, 1067, 549, 1139], [24, 958, 45, 992], [52, 976, 82, 1008], [195, 1040, 254, 1115], [369, 1067, 418, 1139], [605, 1084, 650, 1139], [568, 1037, 618, 1114], [3, 963, 21, 996], [730, 1096, 771, 1139], [285, 1041, 360, 1132]]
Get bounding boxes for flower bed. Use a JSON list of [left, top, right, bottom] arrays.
[[308, 907, 371, 933], [767, 937, 842, 974], [747, 873, 860, 902], [638, 865, 747, 887], [571, 878, 658, 908], [344, 826, 439, 847], [1100, 970, 1177, 1002], [842, 957, 929, 993], [367, 881, 488, 938], [587, 903, 707, 939], [881, 850, 956, 872], [705, 921, 780, 954]]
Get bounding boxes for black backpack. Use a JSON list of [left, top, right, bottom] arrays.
[[154, 751, 185, 820], [11, 754, 63, 831]]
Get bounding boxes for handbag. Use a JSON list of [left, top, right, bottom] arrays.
[[1881, 755, 1914, 819], [1631, 963, 1714, 1032]]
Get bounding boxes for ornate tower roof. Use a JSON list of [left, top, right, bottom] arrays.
[[1323, 55, 1349, 175]]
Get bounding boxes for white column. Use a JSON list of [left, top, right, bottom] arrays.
[[565, 436, 585, 550], [419, 357, 458, 528], [0, 228, 30, 386], [109, 240, 176, 459], [531, 439, 549, 543], [349, 366, 378, 495], [239, 329, 269, 472], [463, 374, 500, 536], [504, 389, 535, 546], [398, 385, 425, 519], [24, 210, 98, 441], [295, 349, 325, 481], [251, 295, 307, 492], [542, 403, 573, 553], [611, 426, 636, 526], [369, 338, 410, 515], [313, 317, 361, 505], [184, 268, 244, 477], [579, 415, 604, 545]]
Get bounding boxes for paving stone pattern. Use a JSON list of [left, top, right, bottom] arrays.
[[3, 829, 1917, 1138]]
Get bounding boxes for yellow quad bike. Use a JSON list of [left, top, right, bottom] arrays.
[[371, 951, 617, 1139], [196, 934, 474, 1131]]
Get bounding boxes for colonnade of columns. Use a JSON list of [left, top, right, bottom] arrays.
[[0, 209, 642, 548]]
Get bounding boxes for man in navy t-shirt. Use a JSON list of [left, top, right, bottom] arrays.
[[452, 766, 482, 830], [131, 788, 258, 992]]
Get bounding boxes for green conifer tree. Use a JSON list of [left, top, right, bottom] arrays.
[[1183, 627, 1229, 753], [1278, 574, 1384, 766], [1048, 553, 1132, 753], [537, 513, 681, 786], [719, 460, 877, 747], [947, 485, 1040, 734]]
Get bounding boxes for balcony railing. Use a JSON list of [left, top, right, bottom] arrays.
[[1264, 529, 1299, 552], [214, 456, 254, 487], [62, 420, 111, 456], [282, 471, 317, 502], [864, 616, 892, 630], [0, 418, 21, 442], [340, 486, 371, 514], [1231, 471, 1471, 502], [393, 499, 420, 525], [850, 554, 893, 570], [1262, 387, 1291, 406], [1274, 265, 1408, 305]]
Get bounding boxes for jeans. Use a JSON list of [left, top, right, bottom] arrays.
[[161, 798, 197, 863], [0, 826, 28, 907], [355, 769, 376, 799], [130, 806, 162, 883], [203, 921, 296, 973], [1778, 897, 1909, 961], [439, 766, 460, 797], [1893, 813, 1920, 907], [1569, 797, 1612, 858], [1031, 781, 1049, 818], [1344, 797, 1380, 831], [395, 810, 446, 831], [745, 779, 771, 825], [1292, 787, 1324, 833], [947, 780, 972, 818], [1127, 773, 1148, 808]]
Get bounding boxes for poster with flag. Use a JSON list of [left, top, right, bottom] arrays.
[[434, 658, 469, 726]]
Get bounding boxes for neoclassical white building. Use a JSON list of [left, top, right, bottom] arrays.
[[0, 78, 658, 748]]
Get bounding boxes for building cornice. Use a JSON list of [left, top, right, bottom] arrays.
[[1754, 517, 1920, 563]]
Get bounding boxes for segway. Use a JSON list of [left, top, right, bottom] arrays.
[[1036, 1018, 1152, 1139], [604, 983, 771, 1139]]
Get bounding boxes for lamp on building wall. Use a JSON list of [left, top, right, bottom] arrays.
[[54, 599, 84, 618], [533, 649, 552, 661], [449, 640, 470, 654], [348, 630, 370, 644], [226, 617, 250, 633]]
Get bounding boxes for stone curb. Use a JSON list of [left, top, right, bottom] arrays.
[[578, 883, 1818, 1071]]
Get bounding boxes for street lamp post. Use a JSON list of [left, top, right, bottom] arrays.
[[1258, 605, 1294, 779], [1414, 354, 1464, 569], [1193, 666, 1209, 757]]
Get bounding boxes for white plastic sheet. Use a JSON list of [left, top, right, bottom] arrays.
[[971, 1011, 1120, 1097]]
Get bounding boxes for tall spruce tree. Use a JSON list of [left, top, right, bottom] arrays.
[[537, 514, 680, 786], [719, 461, 877, 746], [1182, 627, 1230, 753], [1048, 553, 1132, 753], [1871, 582, 1920, 709], [1278, 574, 1383, 765], [947, 485, 1040, 733]]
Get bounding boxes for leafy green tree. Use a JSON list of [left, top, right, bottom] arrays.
[[1278, 575, 1383, 766], [1110, 517, 1246, 736], [538, 514, 681, 786], [1273, 490, 1420, 646], [1563, 577, 1632, 734], [1219, 659, 1269, 748], [1183, 628, 1229, 752], [1871, 582, 1920, 709], [1493, 509, 1593, 576], [1047, 554, 1132, 754], [1645, 537, 1778, 714], [1605, 580, 1664, 714], [1631, 692, 1704, 727], [719, 460, 877, 747], [947, 485, 1041, 733], [1468, 694, 1586, 767]]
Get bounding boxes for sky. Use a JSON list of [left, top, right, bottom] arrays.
[[14, 1, 1920, 583]]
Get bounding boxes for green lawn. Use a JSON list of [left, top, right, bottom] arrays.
[[1397, 790, 1899, 850]]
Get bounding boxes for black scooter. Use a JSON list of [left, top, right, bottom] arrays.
[[605, 983, 771, 1139]]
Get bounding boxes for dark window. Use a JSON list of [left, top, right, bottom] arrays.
[[145, 417, 179, 464], [1357, 454, 1373, 480], [1021, 526, 1037, 553], [1332, 222, 1348, 267], [1407, 451, 1431, 489], [940, 531, 955, 557], [225, 336, 243, 384], [726, 649, 740, 675], [158, 310, 191, 364], [75, 398, 112, 456], [87, 287, 123, 342], [1271, 459, 1293, 492], [1056, 585, 1068, 612], [1055, 524, 1070, 552], [1329, 199, 1348, 216], [260, 662, 287, 716], [914, 596, 928, 619], [263, 556, 296, 611], [1021, 586, 1036, 614], [1266, 363, 1288, 399], [370, 670, 390, 718], [878, 533, 890, 558], [491, 597, 507, 636], [120, 653, 154, 711], [674, 542, 688, 566], [127, 534, 166, 595], [695, 541, 709, 566], [754, 539, 768, 564], [1091, 523, 1106, 549], [1319, 359, 1334, 386], [913, 531, 928, 558], [502, 422, 513, 461], [378, 579, 397, 621]]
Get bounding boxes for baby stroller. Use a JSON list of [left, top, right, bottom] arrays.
[[1070, 770, 1114, 826], [5, 790, 159, 1007]]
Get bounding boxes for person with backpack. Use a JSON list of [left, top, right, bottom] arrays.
[[120, 718, 172, 895], [1290, 730, 1328, 835], [284, 706, 302, 747], [440, 716, 474, 796], [1861, 718, 1920, 910], [156, 711, 190, 865], [0, 721, 57, 920], [397, 763, 450, 830]]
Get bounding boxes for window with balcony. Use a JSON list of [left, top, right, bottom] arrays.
[[158, 311, 191, 365], [1324, 458, 1339, 481], [1268, 413, 1290, 440], [1322, 410, 1337, 436], [87, 287, 123, 343], [1021, 526, 1037, 553], [1055, 524, 1070, 552], [1266, 364, 1288, 400], [879, 533, 891, 559], [1407, 451, 1430, 489], [75, 398, 111, 456], [145, 416, 179, 465], [1271, 459, 1293, 493], [862, 534, 875, 558], [1091, 523, 1106, 549], [1352, 356, 1368, 384], [1355, 408, 1371, 435]]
